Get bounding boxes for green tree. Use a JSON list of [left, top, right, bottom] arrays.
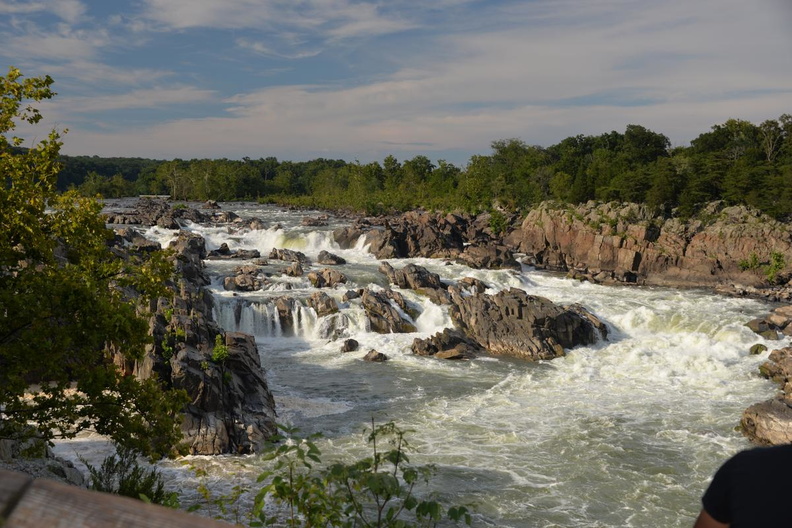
[[0, 67, 184, 458]]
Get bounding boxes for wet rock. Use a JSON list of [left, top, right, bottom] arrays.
[[224, 265, 266, 292], [207, 244, 261, 260], [307, 291, 339, 317], [363, 349, 388, 362], [203, 200, 221, 209], [269, 248, 310, 264], [343, 289, 362, 301], [378, 262, 451, 305], [411, 328, 483, 360], [449, 288, 607, 361], [750, 343, 768, 355], [318, 250, 346, 265], [308, 268, 347, 288], [333, 226, 366, 249], [284, 262, 304, 277], [341, 339, 359, 353], [361, 289, 416, 333]]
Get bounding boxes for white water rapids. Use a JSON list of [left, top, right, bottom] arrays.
[[56, 202, 783, 527]]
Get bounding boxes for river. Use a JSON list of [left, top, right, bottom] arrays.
[[58, 202, 781, 527]]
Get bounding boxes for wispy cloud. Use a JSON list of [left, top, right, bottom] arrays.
[[0, 0, 86, 23], [4, 0, 791, 164]]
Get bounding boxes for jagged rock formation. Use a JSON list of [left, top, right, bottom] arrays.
[[504, 201, 792, 290], [361, 289, 417, 333], [112, 231, 277, 455], [448, 288, 607, 360]]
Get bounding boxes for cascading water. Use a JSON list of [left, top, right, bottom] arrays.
[[59, 201, 783, 527]]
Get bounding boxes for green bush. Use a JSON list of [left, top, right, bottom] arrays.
[[81, 445, 179, 507], [250, 421, 473, 527], [212, 334, 230, 363]]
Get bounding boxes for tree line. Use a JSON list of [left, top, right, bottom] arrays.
[[65, 118, 792, 219]]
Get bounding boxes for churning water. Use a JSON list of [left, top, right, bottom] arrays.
[[60, 202, 783, 527]]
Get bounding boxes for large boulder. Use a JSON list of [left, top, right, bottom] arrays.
[[449, 288, 607, 360], [361, 289, 416, 333]]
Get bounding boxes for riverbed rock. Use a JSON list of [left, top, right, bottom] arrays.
[[307, 291, 339, 317], [411, 328, 483, 360], [317, 250, 346, 265], [284, 262, 303, 277], [361, 289, 416, 333], [207, 244, 261, 260], [379, 262, 444, 290], [363, 349, 388, 362], [269, 248, 310, 264], [308, 268, 347, 288], [341, 339, 359, 353], [449, 288, 607, 360]]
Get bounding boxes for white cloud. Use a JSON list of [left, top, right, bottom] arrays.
[[139, 0, 414, 38]]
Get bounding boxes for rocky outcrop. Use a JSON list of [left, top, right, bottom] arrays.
[[104, 198, 209, 228], [504, 201, 792, 290], [361, 289, 417, 333], [223, 264, 267, 292], [448, 288, 607, 361], [112, 231, 277, 455]]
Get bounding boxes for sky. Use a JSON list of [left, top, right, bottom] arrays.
[[1, 0, 791, 166]]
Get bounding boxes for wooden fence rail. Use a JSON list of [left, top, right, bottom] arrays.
[[0, 469, 231, 527]]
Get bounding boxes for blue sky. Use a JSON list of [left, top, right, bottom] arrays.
[[2, 0, 791, 165]]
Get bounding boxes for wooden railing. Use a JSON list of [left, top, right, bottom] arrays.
[[0, 469, 231, 527]]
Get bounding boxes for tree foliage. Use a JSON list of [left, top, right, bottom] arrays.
[[0, 67, 185, 458]]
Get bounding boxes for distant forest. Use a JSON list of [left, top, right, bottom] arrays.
[[62, 115, 792, 219]]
